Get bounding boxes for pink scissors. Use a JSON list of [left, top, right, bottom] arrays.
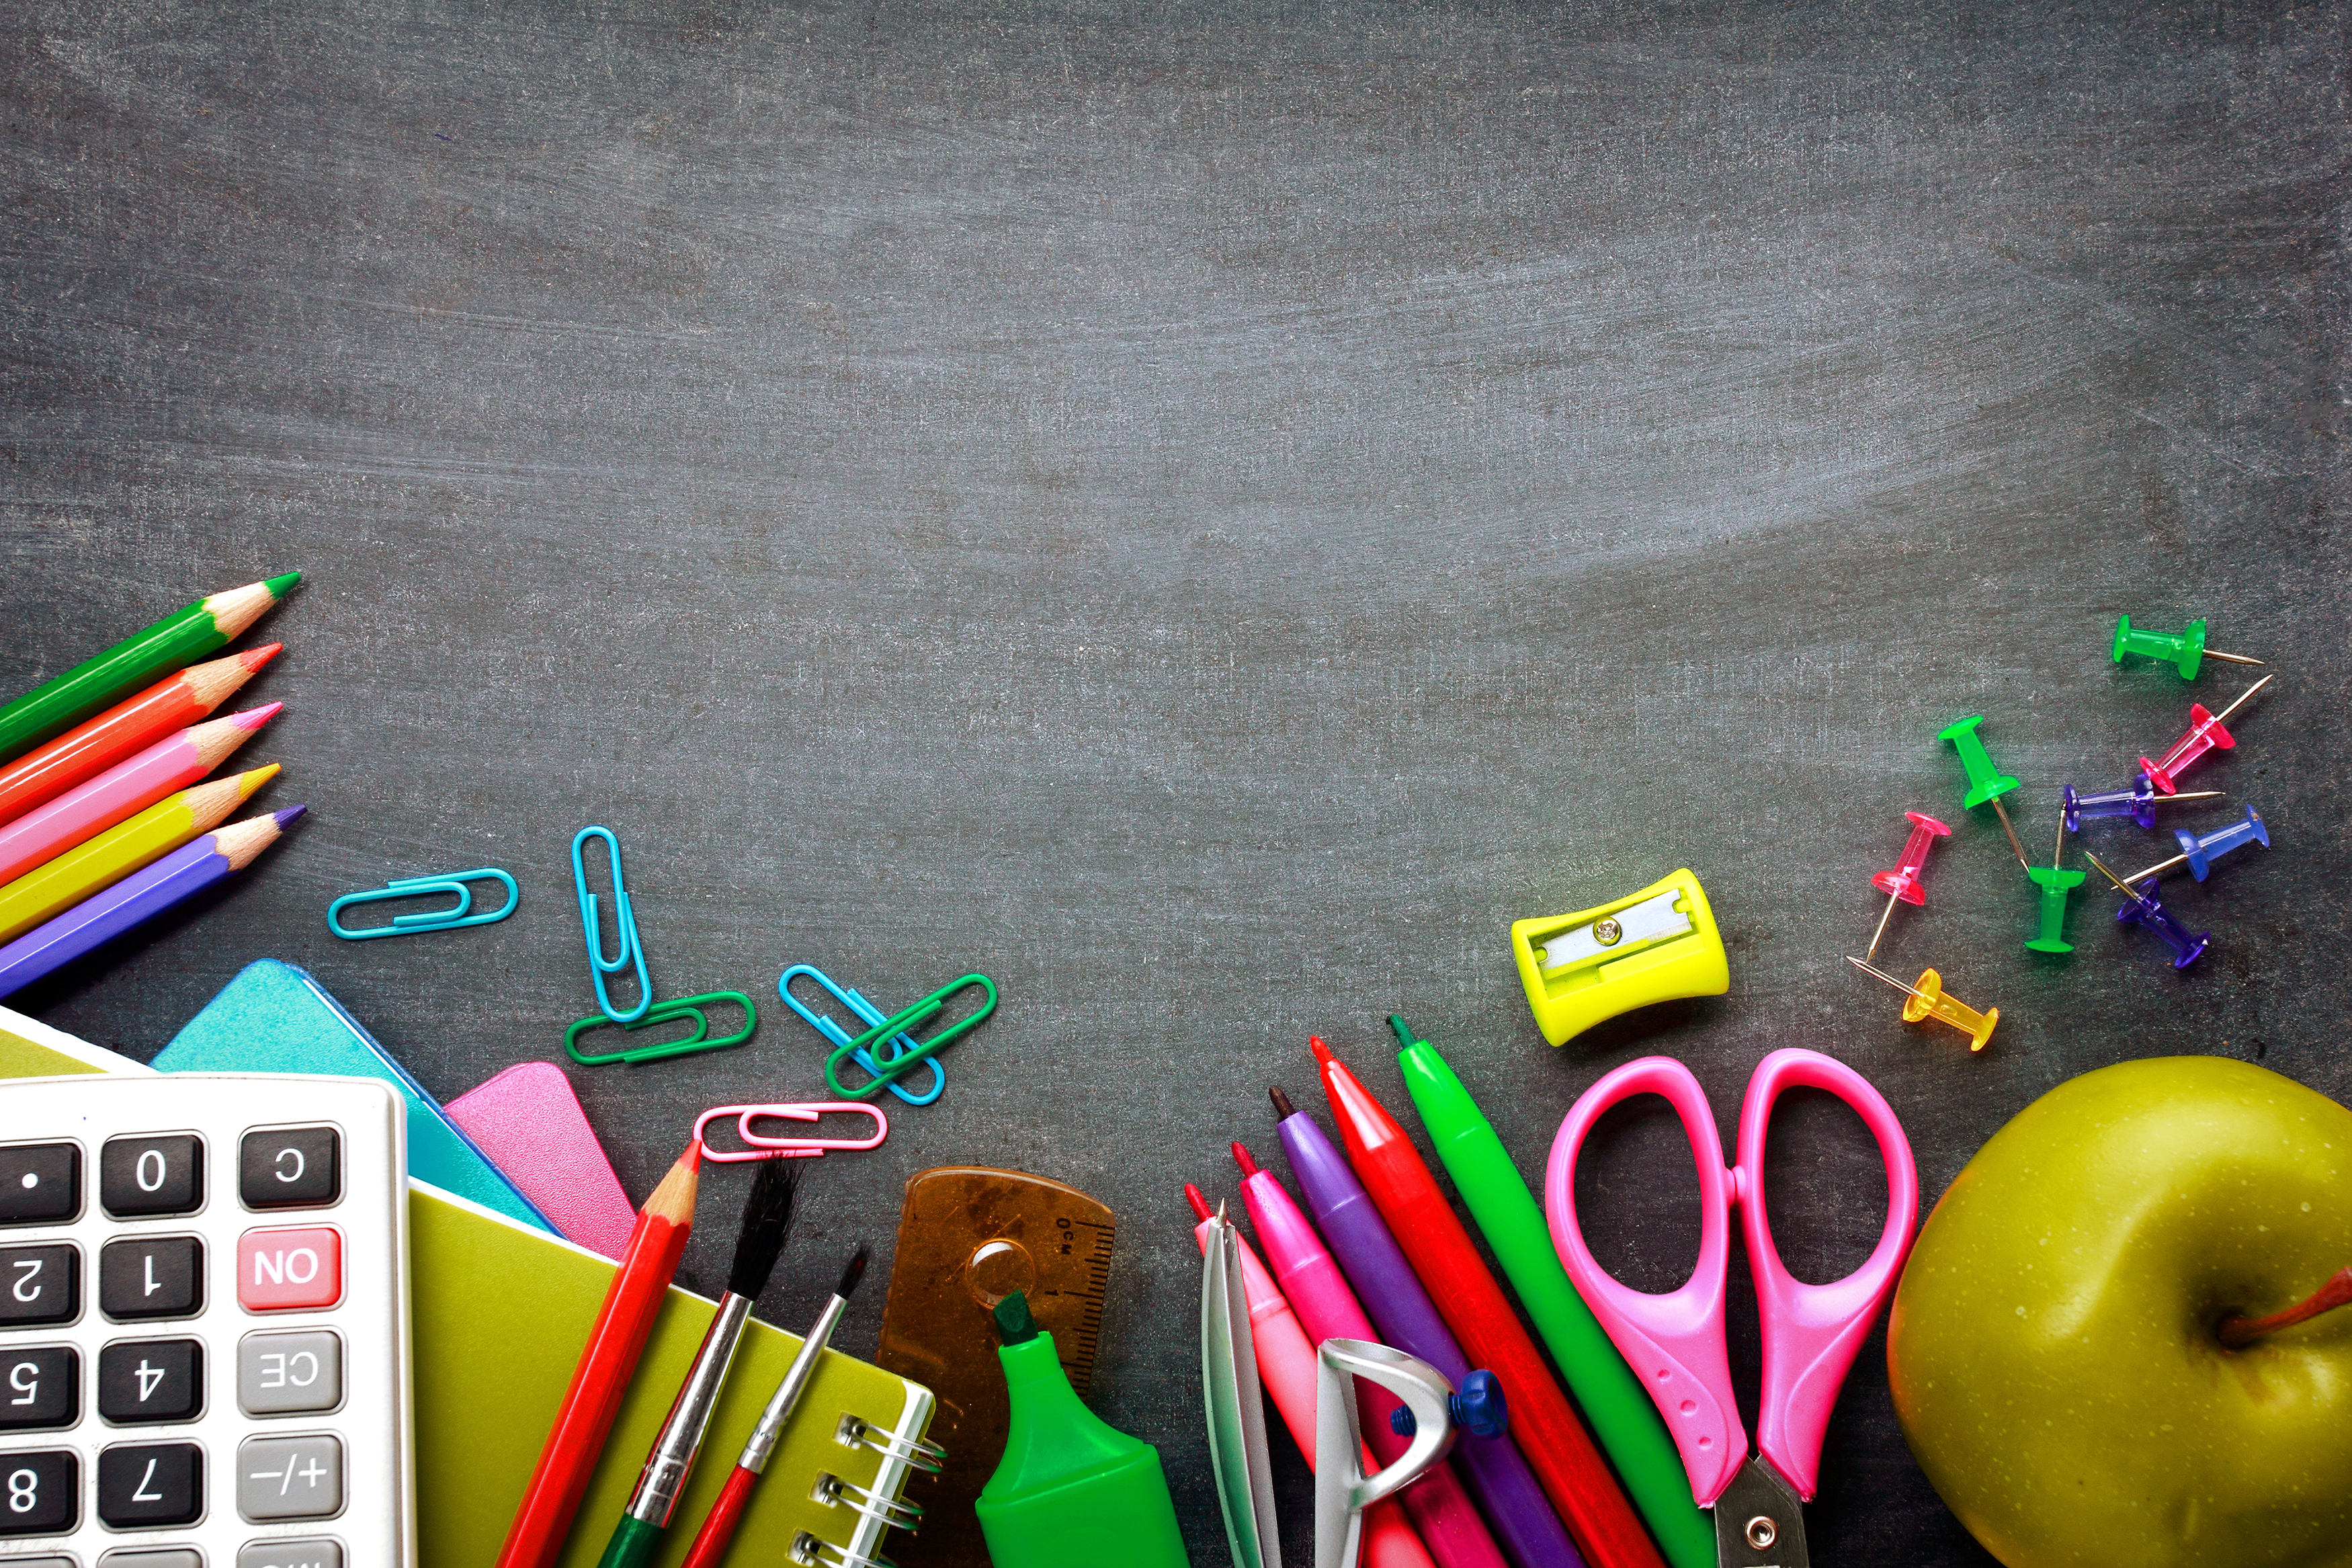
[[1543, 1049, 1917, 1567]]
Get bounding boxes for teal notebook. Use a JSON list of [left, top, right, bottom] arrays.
[[154, 957, 555, 1234]]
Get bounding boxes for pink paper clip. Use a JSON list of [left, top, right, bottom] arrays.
[[692, 1102, 889, 1161]]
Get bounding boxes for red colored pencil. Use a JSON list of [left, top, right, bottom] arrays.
[[0, 645, 280, 825], [497, 1141, 703, 1568], [1314, 1036, 1667, 1568]]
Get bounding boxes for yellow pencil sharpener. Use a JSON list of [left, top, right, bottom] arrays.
[[1510, 868, 1728, 1046]]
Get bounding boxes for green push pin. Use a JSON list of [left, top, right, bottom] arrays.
[[1939, 714, 2030, 869], [2024, 866, 2085, 953], [2111, 614, 2263, 681]]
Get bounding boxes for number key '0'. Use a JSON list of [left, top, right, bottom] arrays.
[[237, 1227, 342, 1311]]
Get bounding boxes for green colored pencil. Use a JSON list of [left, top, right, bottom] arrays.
[[0, 572, 299, 758], [1392, 1016, 1717, 1568]]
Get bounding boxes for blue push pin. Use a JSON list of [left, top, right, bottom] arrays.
[[2085, 853, 2212, 971], [2120, 805, 2269, 885], [1389, 1368, 1509, 1440], [2062, 776, 2226, 832]]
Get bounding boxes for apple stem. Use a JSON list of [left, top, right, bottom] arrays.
[[2218, 1265, 2352, 1350]]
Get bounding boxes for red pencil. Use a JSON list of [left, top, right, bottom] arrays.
[[1314, 1036, 1667, 1568], [0, 645, 281, 825], [497, 1141, 703, 1568]]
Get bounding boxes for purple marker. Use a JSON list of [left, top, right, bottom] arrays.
[[1279, 1103, 1587, 1568], [0, 807, 305, 998]]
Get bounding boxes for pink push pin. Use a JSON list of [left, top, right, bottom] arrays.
[[1867, 810, 1951, 960], [2140, 675, 2273, 793]]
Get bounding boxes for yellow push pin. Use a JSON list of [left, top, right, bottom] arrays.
[[1846, 956, 1999, 1052]]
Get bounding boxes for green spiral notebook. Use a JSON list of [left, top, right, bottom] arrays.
[[0, 1002, 939, 1568]]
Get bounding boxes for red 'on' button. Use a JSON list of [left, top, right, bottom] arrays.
[[237, 1226, 343, 1311]]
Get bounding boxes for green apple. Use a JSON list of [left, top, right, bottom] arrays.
[[1888, 1056, 2352, 1567]]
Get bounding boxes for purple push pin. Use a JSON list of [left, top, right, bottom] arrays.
[[2062, 775, 2226, 832], [2085, 853, 2211, 971], [2121, 805, 2269, 885]]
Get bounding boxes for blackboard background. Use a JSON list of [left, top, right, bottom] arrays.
[[4, 3, 2344, 1562]]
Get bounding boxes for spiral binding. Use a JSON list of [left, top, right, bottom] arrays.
[[792, 1530, 897, 1568], [835, 1411, 948, 1473], [814, 1471, 924, 1530]]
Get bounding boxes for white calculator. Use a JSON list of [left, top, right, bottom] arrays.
[[0, 1074, 414, 1568]]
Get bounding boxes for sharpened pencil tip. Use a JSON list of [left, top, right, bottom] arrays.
[[236, 764, 282, 801], [264, 571, 302, 598], [271, 805, 307, 827], [239, 642, 284, 672], [230, 701, 284, 730]]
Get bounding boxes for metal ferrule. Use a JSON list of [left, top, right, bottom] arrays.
[[741, 1293, 848, 1474], [627, 1291, 756, 1525]]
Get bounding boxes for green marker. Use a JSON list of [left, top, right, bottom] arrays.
[[976, 1291, 1190, 1568], [1390, 1015, 1714, 1568]]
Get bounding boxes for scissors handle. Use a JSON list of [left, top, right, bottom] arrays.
[[1544, 1055, 1747, 1506], [1738, 1048, 1917, 1502]]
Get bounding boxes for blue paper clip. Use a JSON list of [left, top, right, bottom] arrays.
[[571, 826, 651, 1023], [328, 868, 518, 940], [780, 964, 946, 1106]]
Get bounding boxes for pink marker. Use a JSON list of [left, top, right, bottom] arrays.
[[1188, 1186, 1435, 1568], [2140, 676, 2271, 794], [1230, 1147, 1511, 1568], [0, 704, 280, 886]]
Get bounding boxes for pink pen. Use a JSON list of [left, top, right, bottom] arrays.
[[1189, 1186, 1435, 1568], [1230, 1147, 1512, 1568]]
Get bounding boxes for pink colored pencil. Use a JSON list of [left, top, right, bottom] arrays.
[[1189, 1186, 1435, 1568], [1230, 1149, 1511, 1568], [0, 705, 279, 886]]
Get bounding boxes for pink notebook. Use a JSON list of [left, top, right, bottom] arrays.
[[445, 1061, 638, 1260]]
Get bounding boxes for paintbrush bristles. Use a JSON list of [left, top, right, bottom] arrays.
[[834, 1244, 870, 1301], [726, 1158, 801, 1300]]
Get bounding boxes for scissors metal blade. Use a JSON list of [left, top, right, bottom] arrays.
[[1203, 1213, 1280, 1568], [1713, 1456, 1808, 1568]]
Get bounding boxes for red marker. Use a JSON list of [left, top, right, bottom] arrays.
[[1314, 1035, 1666, 1568]]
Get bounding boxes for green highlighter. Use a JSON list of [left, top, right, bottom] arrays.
[[1391, 1016, 1715, 1568], [976, 1291, 1191, 1568]]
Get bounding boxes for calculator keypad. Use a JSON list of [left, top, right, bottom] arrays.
[[0, 1346, 78, 1430], [96, 1440, 204, 1526], [99, 1236, 205, 1321], [98, 1340, 203, 1424], [1, 1074, 409, 1564], [100, 1136, 205, 1219], [0, 1244, 79, 1327]]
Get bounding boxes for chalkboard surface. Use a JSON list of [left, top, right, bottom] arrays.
[[5, 3, 2343, 1563]]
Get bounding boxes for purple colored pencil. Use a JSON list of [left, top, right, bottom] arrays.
[[1279, 1104, 1587, 1568], [0, 806, 304, 998]]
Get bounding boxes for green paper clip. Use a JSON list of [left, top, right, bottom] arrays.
[[565, 990, 759, 1066], [826, 973, 997, 1099]]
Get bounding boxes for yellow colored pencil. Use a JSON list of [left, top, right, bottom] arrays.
[[0, 764, 280, 945]]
